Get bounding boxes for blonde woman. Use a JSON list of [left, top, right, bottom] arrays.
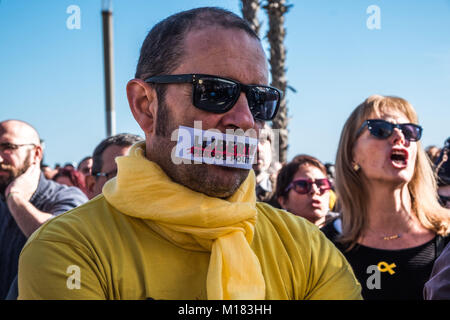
[[322, 95, 450, 300]]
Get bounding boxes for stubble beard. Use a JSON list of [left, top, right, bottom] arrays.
[[0, 152, 32, 196], [150, 99, 249, 199]]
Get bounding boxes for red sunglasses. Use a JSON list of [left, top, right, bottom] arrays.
[[285, 178, 332, 195]]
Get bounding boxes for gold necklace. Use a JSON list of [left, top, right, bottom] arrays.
[[383, 234, 401, 240]]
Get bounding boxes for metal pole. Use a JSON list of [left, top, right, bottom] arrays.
[[101, 0, 115, 137]]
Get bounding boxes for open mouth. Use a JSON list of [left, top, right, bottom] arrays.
[[311, 198, 322, 208], [390, 149, 408, 168]]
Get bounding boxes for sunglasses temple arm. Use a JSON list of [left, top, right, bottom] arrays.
[[355, 122, 368, 138]]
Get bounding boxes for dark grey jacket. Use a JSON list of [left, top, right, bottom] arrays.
[[0, 172, 87, 299], [424, 242, 450, 300]]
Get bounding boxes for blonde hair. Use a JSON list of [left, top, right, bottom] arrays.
[[335, 95, 450, 249]]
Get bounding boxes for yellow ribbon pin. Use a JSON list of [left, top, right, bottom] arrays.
[[377, 261, 396, 275]]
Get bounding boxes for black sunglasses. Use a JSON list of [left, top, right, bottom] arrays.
[[356, 119, 423, 142], [144, 74, 281, 121]]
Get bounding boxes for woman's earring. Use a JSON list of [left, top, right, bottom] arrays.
[[352, 163, 360, 172]]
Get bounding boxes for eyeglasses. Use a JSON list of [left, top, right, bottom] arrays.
[[93, 169, 117, 180], [144, 74, 282, 121], [0, 142, 36, 154], [285, 178, 332, 195], [356, 119, 422, 142]]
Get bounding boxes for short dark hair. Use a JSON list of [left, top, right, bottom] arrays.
[[77, 156, 92, 170], [275, 154, 328, 201], [91, 133, 143, 175], [135, 7, 259, 102], [53, 167, 87, 194]]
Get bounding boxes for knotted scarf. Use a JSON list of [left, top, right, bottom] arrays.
[[102, 142, 265, 299]]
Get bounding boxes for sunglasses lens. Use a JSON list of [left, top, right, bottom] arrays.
[[293, 180, 309, 194], [194, 78, 239, 113], [248, 87, 280, 120], [316, 179, 331, 191], [401, 124, 421, 141], [369, 121, 393, 139]]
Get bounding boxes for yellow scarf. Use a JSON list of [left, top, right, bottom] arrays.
[[103, 142, 265, 299]]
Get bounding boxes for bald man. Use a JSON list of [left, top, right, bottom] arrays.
[[0, 120, 88, 299]]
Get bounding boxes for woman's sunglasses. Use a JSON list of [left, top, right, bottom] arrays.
[[356, 119, 423, 142], [285, 178, 332, 195], [144, 74, 281, 121]]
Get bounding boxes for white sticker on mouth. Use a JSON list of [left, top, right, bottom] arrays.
[[173, 125, 258, 169]]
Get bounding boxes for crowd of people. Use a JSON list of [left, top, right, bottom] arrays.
[[1, 7, 449, 300]]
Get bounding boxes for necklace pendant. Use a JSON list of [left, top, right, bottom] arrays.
[[383, 234, 401, 240]]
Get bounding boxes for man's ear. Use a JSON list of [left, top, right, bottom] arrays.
[[277, 196, 287, 210], [33, 145, 43, 165], [126, 79, 158, 135], [85, 175, 96, 200]]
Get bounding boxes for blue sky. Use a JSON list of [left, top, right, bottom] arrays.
[[1, 0, 449, 167]]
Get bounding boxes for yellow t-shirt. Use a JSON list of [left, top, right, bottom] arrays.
[[18, 198, 361, 300]]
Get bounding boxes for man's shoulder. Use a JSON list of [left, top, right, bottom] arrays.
[[40, 176, 85, 199], [254, 202, 347, 258], [254, 201, 327, 253], [253, 202, 362, 300], [255, 201, 320, 235], [31, 173, 88, 211], [26, 195, 115, 244]]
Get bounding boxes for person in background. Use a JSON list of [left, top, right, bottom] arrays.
[[77, 156, 93, 178], [324, 163, 336, 189], [273, 155, 337, 228], [323, 95, 450, 300], [424, 241, 450, 299], [0, 119, 87, 299], [85, 133, 143, 199], [323, 163, 339, 212], [434, 137, 450, 209], [40, 164, 58, 180], [18, 7, 361, 300], [425, 145, 441, 164], [253, 123, 275, 201], [63, 162, 75, 169], [53, 167, 88, 196]]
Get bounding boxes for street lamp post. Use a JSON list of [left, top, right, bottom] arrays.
[[101, 0, 115, 137]]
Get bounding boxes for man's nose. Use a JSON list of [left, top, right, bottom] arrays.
[[221, 93, 255, 131]]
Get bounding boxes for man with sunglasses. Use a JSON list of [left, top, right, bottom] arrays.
[[85, 133, 143, 199], [0, 119, 87, 299], [18, 8, 361, 300]]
